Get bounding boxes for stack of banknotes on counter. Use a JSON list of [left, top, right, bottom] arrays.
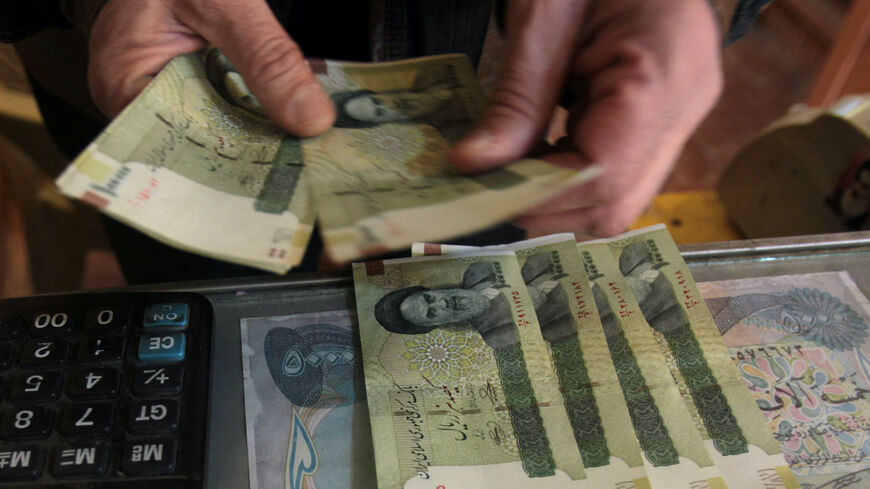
[[239, 224, 870, 489], [55, 50, 597, 273]]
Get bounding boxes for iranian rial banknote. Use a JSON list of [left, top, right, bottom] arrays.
[[597, 225, 797, 489], [578, 242, 728, 489], [353, 253, 591, 489], [412, 236, 650, 488], [240, 310, 375, 489], [57, 49, 598, 271], [56, 48, 315, 273], [304, 55, 599, 262], [699, 271, 870, 488]]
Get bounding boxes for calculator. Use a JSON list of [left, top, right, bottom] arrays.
[[0, 292, 212, 487]]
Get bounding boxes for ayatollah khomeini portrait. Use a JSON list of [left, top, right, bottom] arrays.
[[373, 262, 518, 351]]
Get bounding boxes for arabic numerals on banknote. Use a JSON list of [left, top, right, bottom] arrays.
[[240, 310, 375, 489]]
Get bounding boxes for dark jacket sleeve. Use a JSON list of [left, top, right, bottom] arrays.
[[0, 0, 70, 43]]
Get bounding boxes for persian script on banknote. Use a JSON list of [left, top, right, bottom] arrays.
[[240, 310, 375, 489], [699, 271, 870, 488], [412, 235, 650, 488], [597, 225, 797, 489], [353, 252, 595, 489], [56, 50, 598, 271]]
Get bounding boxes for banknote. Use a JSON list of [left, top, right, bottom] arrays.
[[597, 224, 797, 488], [57, 50, 599, 271], [353, 252, 591, 489], [304, 55, 599, 262], [699, 271, 870, 487], [56, 49, 315, 273], [412, 236, 649, 488], [578, 242, 728, 489], [240, 310, 375, 489]]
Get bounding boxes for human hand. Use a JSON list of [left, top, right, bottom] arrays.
[[88, 0, 335, 137], [450, 0, 723, 237]]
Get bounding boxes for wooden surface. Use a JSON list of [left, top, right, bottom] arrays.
[[808, 0, 870, 105]]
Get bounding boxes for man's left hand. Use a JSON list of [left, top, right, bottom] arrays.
[[450, 0, 723, 237]]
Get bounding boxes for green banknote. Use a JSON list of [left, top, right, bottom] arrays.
[[598, 224, 799, 489], [57, 50, 598, 270], [304, 55, 599, 262], [55, 49, 315, 273], [412, 236, 650, 488], [578, 242, 729, 489], [353, 253, 591, 489]]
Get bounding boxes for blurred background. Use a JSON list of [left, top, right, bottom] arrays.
[[1, 0, 868, 299]]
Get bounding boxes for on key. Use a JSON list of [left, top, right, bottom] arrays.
[[29, 312, 75, 337]]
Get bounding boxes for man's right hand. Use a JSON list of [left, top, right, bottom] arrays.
[[88, 0, 335, 137]]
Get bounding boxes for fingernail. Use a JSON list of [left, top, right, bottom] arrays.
[[461, 129, 495, 151], [289, 84, 333, 134]]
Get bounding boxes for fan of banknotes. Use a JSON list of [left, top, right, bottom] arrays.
[[349, 224, 799, 489], [55, 49, 599, 273]]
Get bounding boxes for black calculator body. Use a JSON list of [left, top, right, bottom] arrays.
[[0, 293, 213, 488]]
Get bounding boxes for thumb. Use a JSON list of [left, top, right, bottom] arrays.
[[188, 0, 335, 137], [450, 0, 585, 172]]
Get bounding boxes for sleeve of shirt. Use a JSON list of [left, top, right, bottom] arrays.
[[0, 0, 70, 42]]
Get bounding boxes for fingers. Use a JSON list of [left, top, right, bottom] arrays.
[[183, 0, 334, 136], [450, 0, 587, 172], [88, 0, 207, 118]]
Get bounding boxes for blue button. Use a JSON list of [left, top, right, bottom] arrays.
[[143, 303, 189, 330], [138, 334, 186, 363]]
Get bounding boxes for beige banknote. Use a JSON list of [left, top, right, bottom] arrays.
[[412, 235, 650, 488], [353, 252, 592, 489], [56, 49, 314, 273], [597, 224, 798, 488], [304, 55, 599, 262], [57, 50, 598, 271], [577, 241, 728, 489], [699, 271, 870, 487]]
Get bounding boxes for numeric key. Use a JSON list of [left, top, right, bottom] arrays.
[[77, 337, 125, 364], [0, 407, 54, 440], [0, 314, 22, 340], [85, 307, 129, 334], [68, 368, 120, 400], [19, 340, 69, 368], [29, 311, 75, 337], [10, 371, 63, 404], [59, 404, 114, 438]]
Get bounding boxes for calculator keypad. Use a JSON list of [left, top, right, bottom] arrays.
[[0, 293, 211, 487]]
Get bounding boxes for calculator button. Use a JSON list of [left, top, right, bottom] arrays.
[[19, 340, 69, 368], [144, 303, 190, 330], [122, 438, 176, 476], [52, 444, 109, 478], [10, 371, 63, 404], [67, 368, 120, 400], [138, 333, 186, 363], [0, 446, 45, 481], [0, 315, 22, 340], [133, 365, 184, 396], [0, 343, 13, 370], [128, 399, 180, 434], [29, 311, 75, 337], [1, 407, 54, 440], [77, 336, 125, 365], [58, 404, 114, 438], [85, 306, 129, 333]]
